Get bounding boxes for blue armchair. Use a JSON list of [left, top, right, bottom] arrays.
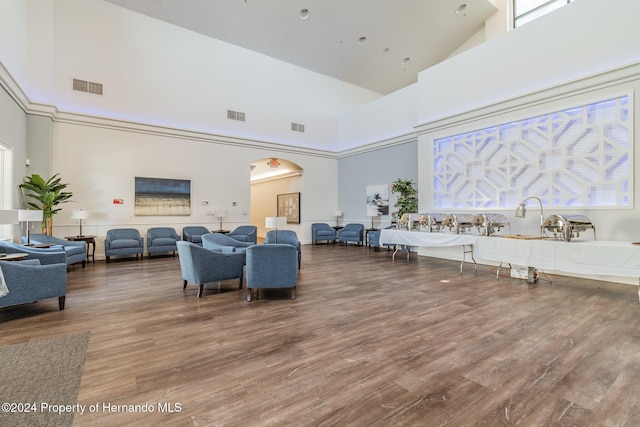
[[0, 241, 67, 265], [0, 259, 67, 310], [228, 225, 257, 243], [176, 241, 245, 298], [337, 223, 364, 246], [105, 228, 144, 262], [246, 244, 298, 301], [147, 227, 180, 257], [24, 233, 87, 268], [367, 225, 397, 251], [201, 232, 253, 255], [182, 226, 210, 245], [265, 230, 301, 269], [311, 223, 336, 244]]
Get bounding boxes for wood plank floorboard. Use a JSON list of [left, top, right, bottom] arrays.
[[2, 244, 640, 426]]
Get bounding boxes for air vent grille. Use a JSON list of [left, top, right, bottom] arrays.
[[291, 122, 305, 132], [72, 78, 103, 95], [227, 110, 246, 121]]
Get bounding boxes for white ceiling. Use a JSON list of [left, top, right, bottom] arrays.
[[104, 0, 498, 95]]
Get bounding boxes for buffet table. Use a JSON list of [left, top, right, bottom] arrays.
[[379, 229, 640, 301], [379, 229, 477, 270]]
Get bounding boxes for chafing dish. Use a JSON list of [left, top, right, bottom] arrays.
[[425, 213, 447, 232], [542, 214, 596, 241], [442, 213, 475, 234], [472, 213, 510, 236]]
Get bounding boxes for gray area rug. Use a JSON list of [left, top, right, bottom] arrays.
[[0, 332, 90, 427]]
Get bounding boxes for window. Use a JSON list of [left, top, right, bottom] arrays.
[[432, 95, 631, 210], [514, 0, 578, 27]]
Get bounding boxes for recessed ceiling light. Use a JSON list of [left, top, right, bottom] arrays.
[[299, 8, 309, 20], [455, 4, 467, 15], [402, 57, 411, 64], [357, 36, 367, 45]]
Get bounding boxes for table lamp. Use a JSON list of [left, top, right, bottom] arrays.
[[18, 209, 43, 244], [515, 196, 545, 237], [214, 209, 227, 231], [333, 210, 343, 227], [265, 216, 287, 243], [70, 209, 89, 237], [0, 210, 18, 253]]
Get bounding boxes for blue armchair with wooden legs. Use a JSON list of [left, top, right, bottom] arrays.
[[0, 259, 67, 310], [246, 244, 298, 302], [265, 230, 301, 269], [176, 241, 245, 298]]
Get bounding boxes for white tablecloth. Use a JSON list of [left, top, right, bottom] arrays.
[[379, 229, 476, 247]]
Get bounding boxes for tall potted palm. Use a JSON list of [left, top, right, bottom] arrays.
[[19, 174, 73, 235]]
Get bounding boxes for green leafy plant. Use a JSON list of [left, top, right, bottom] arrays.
[[19, 173, 73, 235], [391, 178, 418, 218]]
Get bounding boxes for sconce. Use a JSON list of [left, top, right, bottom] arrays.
[[515, 196, 545, 237]]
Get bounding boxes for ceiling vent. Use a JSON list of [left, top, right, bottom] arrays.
[[72, 78, 103, 95], [227, 110, 246, 121], [291, 122, 305, 132]]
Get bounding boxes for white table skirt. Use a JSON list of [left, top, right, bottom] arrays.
[[379, 229, 476, 247]]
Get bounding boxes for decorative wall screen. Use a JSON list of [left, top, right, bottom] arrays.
[[433, 95, 630, 209]]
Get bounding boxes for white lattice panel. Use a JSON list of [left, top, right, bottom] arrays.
[[433, 96, 630, 209]]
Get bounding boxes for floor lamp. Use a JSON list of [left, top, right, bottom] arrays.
[[265, 216, 287, 243], [71, 209, 90, 237], [18, 209, 43, 245]]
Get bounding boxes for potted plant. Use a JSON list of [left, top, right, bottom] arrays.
[[391, 178, 418, 219], [19, 174, 73, 235]]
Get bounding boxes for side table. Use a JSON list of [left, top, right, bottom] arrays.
[[65, 235, 96, 263], [331, 226, 344, 243], [0, 253, 29, 261]]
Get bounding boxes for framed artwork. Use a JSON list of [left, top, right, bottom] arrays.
[[366, 184, 389, 216], [134, 177, 191, 216], [277, 192, 300, 224]]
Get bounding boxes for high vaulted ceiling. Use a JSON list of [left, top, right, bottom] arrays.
[[104, 0, 499, 95]]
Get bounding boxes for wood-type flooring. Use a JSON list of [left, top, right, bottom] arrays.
[[1, 243, 640, 426]]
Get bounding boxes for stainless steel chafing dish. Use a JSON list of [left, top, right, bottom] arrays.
[[425, 213, 447, 232], [542, 214, 596, 241], [472, 213, 510, 236], [442, 213, 475, 234]]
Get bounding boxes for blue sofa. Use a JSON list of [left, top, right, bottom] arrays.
[[0, 240, 67, 265], [246, 244, 298, 301], [176, 241, 245, 298], [0, 259, 67, 310], [105, 228, 144, 262], [24, 233, 87, 268], [147, 227, 180, 257]]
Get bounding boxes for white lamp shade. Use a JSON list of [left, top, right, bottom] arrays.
[[71, 209, 90, 220], [265, 216, 287, 228], [18, 209, 43, 222], [333, 210, 343, 217], [0, 210, 18, 224], [214, 209, 227, 218]]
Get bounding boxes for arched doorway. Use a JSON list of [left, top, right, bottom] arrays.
[[250, 158, 303, 240]]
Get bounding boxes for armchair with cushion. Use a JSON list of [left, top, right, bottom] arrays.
[[0, 259, 67, 310], [246, 244, 298, 301], [176, 241, 245, 298], [201, 232, 253, 255], [227, 225, 257, 243], [24, 233, 87, 268], [0, 241, 67, 265], [182, 226, 210, 246], [104, 228, 144, 262], [147, 227, 180, 257], [311, 223, 336, 244], [337, 223, 365, 246], [265, 230, 301, 269]]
